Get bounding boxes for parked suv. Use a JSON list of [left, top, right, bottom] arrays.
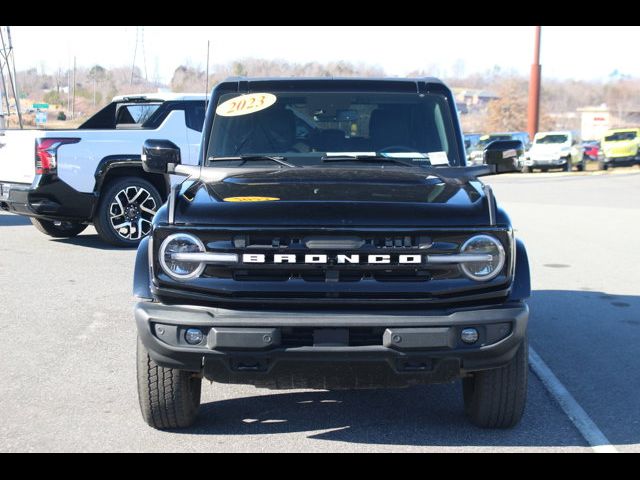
[[599, 128, 640, 170], [524, 131, 582, 173], [133, 77, 531, 430]]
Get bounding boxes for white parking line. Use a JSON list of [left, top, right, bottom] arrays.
[[529, 347, 619, 453]]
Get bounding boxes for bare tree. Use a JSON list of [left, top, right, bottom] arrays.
[[484, 78, 528, 132]]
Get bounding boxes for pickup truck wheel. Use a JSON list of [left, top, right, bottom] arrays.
[[94, 177, 161, 247], [30, 218, 87, 238], [462, 338, 528, 429], [564, 157, 572, 172], [137, 336, 201, 430]]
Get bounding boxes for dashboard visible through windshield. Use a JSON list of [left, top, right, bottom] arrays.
[[206, 91, 460, 167]]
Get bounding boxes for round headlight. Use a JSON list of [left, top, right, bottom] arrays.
[[460, 235, 505, 281], [159, 233, 206, 281]]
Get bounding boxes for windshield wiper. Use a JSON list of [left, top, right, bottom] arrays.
[[207, 155, 298, 168], [321, 154, 418, 168]]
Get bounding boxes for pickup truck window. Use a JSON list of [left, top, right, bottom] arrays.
[[79, 101, 163, 130], [79, 99, 206, 131], [116, 103, 161, 128], [206, 91, 459, 166], [185, 102, 206, 132]]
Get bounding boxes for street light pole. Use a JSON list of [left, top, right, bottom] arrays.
[[527, 26, 541, 141]]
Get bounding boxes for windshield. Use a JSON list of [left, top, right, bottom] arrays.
[[464, 134, 481, 150], [476, 135, 512, 149], [604, 131, 637, 142], [206, 91, 459, 167], [535, 134, 568, 144]]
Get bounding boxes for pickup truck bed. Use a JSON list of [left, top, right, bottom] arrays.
[[0, 93, 206, 246]]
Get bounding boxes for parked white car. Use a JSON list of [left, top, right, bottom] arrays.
[[523, 131, 583, 173], [0, 93, 206, 246]]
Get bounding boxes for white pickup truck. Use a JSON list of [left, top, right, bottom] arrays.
[[0, 92, 206, 246]]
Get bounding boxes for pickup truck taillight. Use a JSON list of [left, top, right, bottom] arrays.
[[35, 138, 80, 175]]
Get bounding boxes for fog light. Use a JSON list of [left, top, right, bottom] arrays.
[[185, 328, 204, 345], [461, 328, 479, 344]]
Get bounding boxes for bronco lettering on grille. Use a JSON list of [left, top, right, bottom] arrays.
[[242, 254, 423, 264]]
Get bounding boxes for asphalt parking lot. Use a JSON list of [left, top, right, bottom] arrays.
[[1, 169, 639, 452]]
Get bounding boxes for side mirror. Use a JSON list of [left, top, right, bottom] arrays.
[[483, 140, 524, 174], [142, 139, 181, 174]]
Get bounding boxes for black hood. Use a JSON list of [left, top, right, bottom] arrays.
[[173, 167, 494, 227]]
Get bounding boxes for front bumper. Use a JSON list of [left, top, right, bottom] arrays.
[[524, 156, 567, 167], [603, 155, 639, 164], [135, 301, 529, 389], [0, 176, 95, 221]]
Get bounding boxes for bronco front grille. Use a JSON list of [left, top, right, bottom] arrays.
[[153, 227, 513, 304], [197, 231, 453, 283]]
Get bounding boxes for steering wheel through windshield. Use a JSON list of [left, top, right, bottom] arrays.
[[378, 145, 417, 153]]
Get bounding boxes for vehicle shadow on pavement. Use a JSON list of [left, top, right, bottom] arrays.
[[176, 377, 586, 448], [0, 214, 31, 226], [51, 234, 136, 250]]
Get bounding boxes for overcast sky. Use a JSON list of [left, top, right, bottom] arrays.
[[8, 26, 640, 84]]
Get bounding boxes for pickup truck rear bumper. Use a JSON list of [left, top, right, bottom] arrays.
[[0, 176, 95, 221], [135, 300, 529, 389]]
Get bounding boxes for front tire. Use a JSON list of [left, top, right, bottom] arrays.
[[137, 336, 202, 430], [30, 217, 87, 238], [94, 177, 161, 247], [564, 157, 572, 172], [463, 338, 528, 429], [597, 159, 608, 171]]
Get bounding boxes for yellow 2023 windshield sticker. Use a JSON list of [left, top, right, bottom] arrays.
[[223, 196, 280, 202], [216, 93, 277, 117]]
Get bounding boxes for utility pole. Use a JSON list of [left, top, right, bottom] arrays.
[[130, 27, 138, 86], [527, 26, 541, 141], [130, 27, 147, 87], [71, 56, 76, 120], [6, 27, 22, 128], [0, 55, 10, 117], [0, 26, 23, 128], [205, 40, 210, 100], [67, 56, 70, 115]]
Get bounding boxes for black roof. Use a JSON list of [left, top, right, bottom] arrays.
[[217, 76, 447, 94], [223, 76, 444, 84]]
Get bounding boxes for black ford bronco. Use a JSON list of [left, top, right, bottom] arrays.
[[134, 77, 531, 430]]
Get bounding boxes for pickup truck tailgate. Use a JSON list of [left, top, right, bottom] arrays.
[[0, 129, 37, 184]]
